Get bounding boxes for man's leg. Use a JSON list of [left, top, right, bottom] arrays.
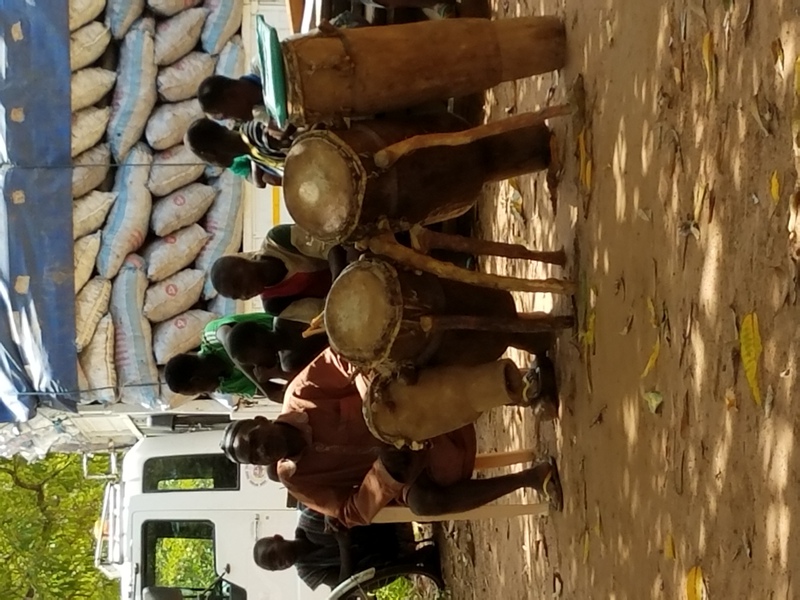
[[406, 460, 563, 516]]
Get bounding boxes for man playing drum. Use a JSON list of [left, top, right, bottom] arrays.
[[210, 224, 353, 319], [185, 118, 288, 188], [220, 348, 563, 528], [163, 313, 327, 403]]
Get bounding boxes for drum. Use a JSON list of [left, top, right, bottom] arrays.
[[283, 117, 552, 244], [324, 257, 544, 372], [363, 359, 524, 448], [281, 17, 566, 126]]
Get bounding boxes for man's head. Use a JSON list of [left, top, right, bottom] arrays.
[[220, 417, 295, 465], [210, 255, 268, 300], [163, 353, 222, 395], [198, 75, 262, 121], [185, 118, 247, 168], [253, 535, 300, 571]]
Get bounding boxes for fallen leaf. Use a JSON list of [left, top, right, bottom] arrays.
[[605, 18, 614, 47], [614, 276, 626, 298], [665, 533, 676, 560], [724, 387, 738, 411], [772, 38, 785, 75], [749, 98, 772, 136], [641, 337, 661, 379], [553, 573, 563, 598], [583, 310, 597, 355], [780, 367, 791, 378], [578, 128, 589, 189], [661, 303, 672, 346], [770, 171, 781, 203], [742, 0, 753, 40], [722, 7, 732, 51], [594, 504, 603, 537], [637, 208, 653, 222], [687, 566, 709, 600], [739, 312, 763, 405], [742, 531, 752, 559], [647, 297, 658, 328], [751, 193, 760, 205], [582, 529, 590, 564], [764, 384, 775, 418], [702, 32, 717, 101], [585, 159, 593, 190], [620, 313, 634, 335], [680, 392, 690, 439], [679, 220, 701, 240], [642, 390, 664, 414]]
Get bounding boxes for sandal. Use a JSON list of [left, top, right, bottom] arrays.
[[522, 355, 560, 420], [538, 457, 564, 512]]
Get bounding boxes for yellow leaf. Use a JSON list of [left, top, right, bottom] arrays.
[[772, 38, 785, 71], [739, 312, 763, 405], [642, 390, 664, 414], [578, 128, 588, 188], [647, 297, 658, 328], [583, 310, 596, 354], [582, 529, 590, 564], [686, 565, 709, 600], [664, 533, 675, 560], [641, 337, 661, 379], [594, 504, 603, 537], [702, 32, 716, 101], [795, 56, 800, 97], [585, 159, 593, 190], [770, 170, 780, 203]]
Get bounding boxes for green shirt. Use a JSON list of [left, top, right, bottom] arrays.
[[228, 155, 252, 179], [199, 313, 275, 397]]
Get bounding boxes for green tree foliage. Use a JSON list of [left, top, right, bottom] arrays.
[[0, 454, 119, 599]]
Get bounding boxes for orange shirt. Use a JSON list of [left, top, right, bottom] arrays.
[[276, 349, 476, 527]]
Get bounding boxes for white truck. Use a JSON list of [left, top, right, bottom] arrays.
[[90, 429, 330, 600]]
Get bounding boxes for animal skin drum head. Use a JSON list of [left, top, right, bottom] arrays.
[[324, 259, 403, 366], [283, 131, 366, 244]]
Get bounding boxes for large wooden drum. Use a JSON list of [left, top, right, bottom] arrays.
[[363, 359, 524, 448], [282, 17, 566, 126], [325, 257, 542, 372], [283, 117, 552, 244]]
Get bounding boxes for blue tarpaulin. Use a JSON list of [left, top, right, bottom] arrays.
[[0, 2, 78, 420]]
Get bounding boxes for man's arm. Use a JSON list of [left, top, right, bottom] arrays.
[[215, 325, 271, 397]]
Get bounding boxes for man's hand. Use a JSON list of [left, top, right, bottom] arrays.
[[379, 446, 415, 483]]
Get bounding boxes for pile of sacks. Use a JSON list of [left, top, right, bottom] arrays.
[[70, 0, 248, 410]]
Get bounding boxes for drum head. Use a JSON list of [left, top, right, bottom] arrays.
[[325, 259, 402, 365], [283, 131, 365, 243]]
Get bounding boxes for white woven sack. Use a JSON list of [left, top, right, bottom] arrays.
[[111, 254, 161, 408], [157, 51, 216, 103], [143, 224, 209, 282], [108, 18, 157, 161], [106, 0, 145, 39], [145, 99, 203, 151], [196, 171, 243, 298], [72, 143, 111, 198], [144, 268, 205, 323], [155, 8, 209, 66], [151, 183, 216, 237], [97, 143, 153, 279], [71, 68, 117, 112], [73, 191, 117, 240], [208, 294, 244, 317], [215, 35, 245, 78], [152, 309, 216, 364], [79, 314, 117, 404], [70, 22, 111, 71], [69, 0, 106, 32], [74, 232, 102, 294], [148, 0, 201, 17], [75, 277, 112, 352], [71, 107, 109, 158], [147, 144, 205, 197], [201, 0, 243, 56]]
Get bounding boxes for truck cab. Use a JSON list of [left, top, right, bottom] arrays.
[[93, 430, 328, 600]]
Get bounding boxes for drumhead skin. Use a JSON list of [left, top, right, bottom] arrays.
[[283, 130, 366, 243], [324, 259, 402, 365]]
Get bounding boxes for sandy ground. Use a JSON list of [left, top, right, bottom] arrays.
[[439, 0, 800, 598]]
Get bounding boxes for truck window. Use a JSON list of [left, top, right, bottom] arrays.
[[143, 454, 239, 492], [141, 520, 216, 591]]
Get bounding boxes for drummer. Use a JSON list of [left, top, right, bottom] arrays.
[[210, 224, 354, 318], [185, 117, 287, 188], [163, 312, 327, 402], [219, 348, 563, 529]]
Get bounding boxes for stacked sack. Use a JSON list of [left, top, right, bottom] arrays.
[[71, 0, 247, 410]]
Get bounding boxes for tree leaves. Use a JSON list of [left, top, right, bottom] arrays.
[[0, 454, 117, 599]]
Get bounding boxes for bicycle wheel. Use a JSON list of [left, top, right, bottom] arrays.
[[340, 564, 445, 600]]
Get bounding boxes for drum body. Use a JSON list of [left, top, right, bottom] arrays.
[[282, 17, 566, 126], [324, 257, 523, 373], [364, 359, 523, 447], [282, 115, 485, 244]]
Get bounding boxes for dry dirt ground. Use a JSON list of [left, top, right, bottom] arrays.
[[439, 0, 800, 598]]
